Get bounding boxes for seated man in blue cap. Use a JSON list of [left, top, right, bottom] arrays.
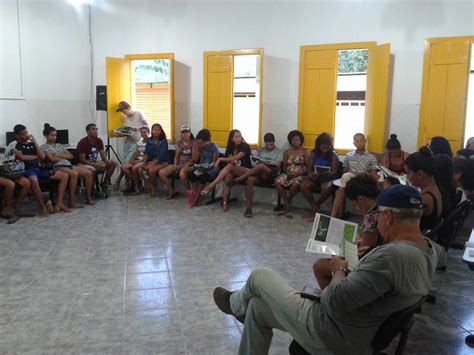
[[213, 184, 447, 355]]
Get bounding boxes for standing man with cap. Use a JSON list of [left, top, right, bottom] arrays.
[[114, 101, 148, 190], [212, 184, 446, 355]]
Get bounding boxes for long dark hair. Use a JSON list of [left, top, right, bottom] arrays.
[[43, 123, 56, 136], [151, 123, 167, 141], [225, 129, 247, 155], [312, 132, 334, 159], [430, 136, 453, 157], [405, 147, 435, 176]]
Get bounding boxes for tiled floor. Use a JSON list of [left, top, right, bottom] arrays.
[[0, 192, 473, 354]]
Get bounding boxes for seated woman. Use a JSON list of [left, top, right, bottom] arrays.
[[120, 126, 149, 195], [14, 124, 70, 215], [142, 123, 170, 197], [313, 173, 380, 289], [453, 157, 474, 203], [201, 129, 252, 212], [189, 129, 220, 207], [429, 136, 456, 212], [300, 133, 340, 219], [274, 130, 310, 217], [381, 134, 409, 174], [41, 123, 94, 206], [405, 147, 444, 232], [159, 125, 199, 199]]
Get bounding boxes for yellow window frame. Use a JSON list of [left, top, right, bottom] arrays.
[[298, 41, 393, 154], [418, 36, 474, 152], [203, 48, 264, 149]]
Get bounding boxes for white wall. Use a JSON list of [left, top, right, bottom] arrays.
[[1, 0, 472, 155]]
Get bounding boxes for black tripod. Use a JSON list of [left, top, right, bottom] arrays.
[[104, 137, 122, 164]]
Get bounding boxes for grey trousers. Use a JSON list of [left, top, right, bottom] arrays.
[[230, 267, 334, 355]]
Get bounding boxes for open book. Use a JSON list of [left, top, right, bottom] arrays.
[[306, 213, 359, 270], [113, 126, 133, 136], [376, 165, 407, 185], [194, 162, 214, 169], [193, 162, 214, 176], [314, 165, 331, 174], [250, 155, 279, 166]]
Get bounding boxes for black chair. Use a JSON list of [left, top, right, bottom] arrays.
[[436, 199, 472, 251], [289, 297, 425, 355]]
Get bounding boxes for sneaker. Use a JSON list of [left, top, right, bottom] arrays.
[[213, 287, 245, 324], [243, 207, 252, 218]]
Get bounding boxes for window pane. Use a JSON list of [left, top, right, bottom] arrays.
[[334, 50, 368, 150], [133, 59, 172, 139], [233, 55, 260, 145]]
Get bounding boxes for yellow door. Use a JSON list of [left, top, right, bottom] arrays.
[[106, 57, 131, 138], [364, 43, 391, 153], [203, 53, 233, 147], [418, 37, 473, 152], [298, 47, 338, 148]]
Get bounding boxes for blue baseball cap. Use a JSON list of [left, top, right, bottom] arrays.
[[376, 185, 424, 210]]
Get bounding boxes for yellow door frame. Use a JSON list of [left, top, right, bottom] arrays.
[[125, 53, 176, 143], [418, 36, 474, 150], [203, 48, 264, 149], [298, 41, 377, 154]]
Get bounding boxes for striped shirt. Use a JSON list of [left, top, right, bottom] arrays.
[[343, 150, 378, 173]]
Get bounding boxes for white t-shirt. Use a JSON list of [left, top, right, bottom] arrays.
[[124, 111, 147, 143]]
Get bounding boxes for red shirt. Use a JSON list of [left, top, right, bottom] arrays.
[[77, 137, 104, 162]]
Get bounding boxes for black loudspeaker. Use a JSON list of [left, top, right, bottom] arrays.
[[96, 85, 107, 111]]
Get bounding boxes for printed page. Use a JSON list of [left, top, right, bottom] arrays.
[[306, 239, 341, 256], [343, 240, 359, 271]]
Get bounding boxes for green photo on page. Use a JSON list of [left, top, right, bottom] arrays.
[[316, 215, 330, 242], [343, 224, 356, 243]]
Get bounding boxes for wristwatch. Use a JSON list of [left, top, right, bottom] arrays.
[[332, 267, 349, 276]]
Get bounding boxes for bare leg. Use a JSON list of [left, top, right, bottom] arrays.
[[104, 160, 117, 184], [131, 163, 144, 193], [203, 164, 233, 193], [76, 167, 94, 204], [235, 164, 271, 184], [159, 165, 177, 198], [0, 178, 15, 217], [149, 163, 167, 197], [284, 182, 301, 215], [222, 173, 234, 211], [275, 181, 289, 212], [331, 187, 345, 218], [59, 168, 82, 208], [14, 177, 31, 216], [29, 176, 48, 216], [50, 171, 71, 213], [316, 184, 334, 206], [300, 179, 320, 215], [246, 176, 259, 209], [179, 166, 193, 188]]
